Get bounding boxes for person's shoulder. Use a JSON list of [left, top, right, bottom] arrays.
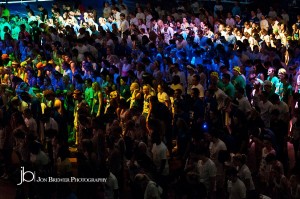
[[109, 172, 117, 181], [228, 82, 235, 88], [207, 158, 216, 167], [156, 142, 167, 150], [160, 141, 168, 149], [219, 139, 227, 147], [237, 178, 247, 188]]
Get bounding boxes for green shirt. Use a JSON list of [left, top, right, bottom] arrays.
[[231, 75, 246, 89], [275, 81, 292, 103], [267, 76, 279, 92], [84, 87, 94, 107], [120, 85, 130, 100], [217, 80, 224, 90], [222, 82, 235, 99]]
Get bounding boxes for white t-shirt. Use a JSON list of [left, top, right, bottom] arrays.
[[228, 178, 247, 199], [197, 158, 217, 192], [160, 27, 174, 44], [136, 12, 145, 21], [144, 181, 163, 199], [105, 172, 119, 199], [214, 89, 228, 110], [146, 14, 153, 29], [237, 97, 252, 115], [130, 17, 139, 26], [258, 100, 273, 128], [120, 20, 129, 34], [114, 12, 121, 25], [209, 139, 227, 175], [243, 27, 252, 35], [138, 24, 148, 33], [151, 142, 169, 176], [238, 164, 255, 191], [74, 45, 89, 62]]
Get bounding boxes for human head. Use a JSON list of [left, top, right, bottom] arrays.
[[191, 88, 200, 99], [92, 82, 100, 91], [142, 84, 150, 95], [222, 73, 231, 84], [232, 66, 241, 76]]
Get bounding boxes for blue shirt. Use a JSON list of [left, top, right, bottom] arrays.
[[28, 77, 37, 87], [74, 82, 83, 92], [40, 84, 54, 91], [52, 78, 64, 92]]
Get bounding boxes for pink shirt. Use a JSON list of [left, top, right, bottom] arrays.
[[121, 64, 131, 76]]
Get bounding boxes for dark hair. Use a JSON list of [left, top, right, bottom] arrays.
[[147, 118, 162, 135], [174, 88, 182, 95], [193, 145, 210, 157], [85, 78, 92, 84], [210, 129, 220, 138], [149, 95, 159, 104], [269, 93, 279, 103], [192, 87, 200, 96], [265, 153, 277, 163], [172, 75, 181, 85], [193, 74, 200, 82], [226, 166, 238, 176], [236, 87, 245, 95], [29, 141, 42, 155], [112, 6, 120, 12], [233, 154, 247, 165], [222, 73, 231, 80]]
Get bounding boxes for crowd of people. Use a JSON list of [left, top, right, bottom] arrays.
[[0, 0, 300, 198]]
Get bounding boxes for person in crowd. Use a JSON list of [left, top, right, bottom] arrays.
[[233, 154, 256, 198], [226, 166, 247, 199], [232, 66, 246, 89], [134, 173, 163, 199]]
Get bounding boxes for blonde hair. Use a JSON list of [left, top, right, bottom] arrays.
[[131, 82, 139, 90], [92, 82, 101, 91]]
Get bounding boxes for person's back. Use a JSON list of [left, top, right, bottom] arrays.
[[144, 180, 163, 199], [197, 157, 217, 195], [105, 172, 119, 199], [152, 141, 169, 176], [228, 178, 246, 199]]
